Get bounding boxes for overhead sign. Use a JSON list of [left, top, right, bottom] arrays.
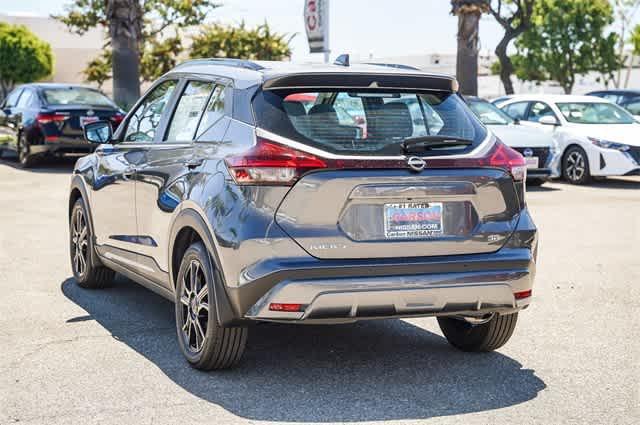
[[304, 0, 329, 54]]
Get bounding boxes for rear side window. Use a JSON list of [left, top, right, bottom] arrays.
[[165, 81, 214, 142], [252, 89, 486, 156], [528, 102, 556, 122], [502, 102, 528, 120], [196, 84, 226, 138]]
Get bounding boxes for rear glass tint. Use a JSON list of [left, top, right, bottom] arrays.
[[42, 87, 115, 107], [252, 89, 486, 156]]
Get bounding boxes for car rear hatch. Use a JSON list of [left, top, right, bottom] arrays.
[[235, 70, 526, 260]]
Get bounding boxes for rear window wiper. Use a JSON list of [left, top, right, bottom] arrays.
[[401, 135, 473, 154]]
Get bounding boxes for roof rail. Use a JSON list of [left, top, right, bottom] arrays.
[[363, 62, 421, 71], [174, 58, 265, 71]]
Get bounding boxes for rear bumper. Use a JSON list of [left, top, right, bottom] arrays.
[[245, 268, 532, 323], [527, 168, 552, 180], [30, 138, 95, 155]]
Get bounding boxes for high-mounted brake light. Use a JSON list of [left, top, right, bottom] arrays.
[[37, 113, 69, 124], [225, 136, 327, 185]]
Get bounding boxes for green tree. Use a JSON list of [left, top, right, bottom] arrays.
[[514, 0, 620, 94], [56, 0, 219, 109], [189, 22, 293, 61], [0, 23, 54, 99], [450, 1, 490, 96], [488, 0, 535, 95]]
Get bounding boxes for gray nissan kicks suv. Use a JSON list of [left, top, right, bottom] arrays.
[[68, 59, 537, 370]]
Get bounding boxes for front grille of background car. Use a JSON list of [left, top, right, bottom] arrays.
[[513, 147, 550, 168], [627, 146, 640, 165]]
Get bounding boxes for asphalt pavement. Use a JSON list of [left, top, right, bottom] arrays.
[[0, 156, 638, 425]]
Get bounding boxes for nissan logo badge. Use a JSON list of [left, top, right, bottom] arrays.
[[407, 156, 426, 172], [523, 148, 534, 157]]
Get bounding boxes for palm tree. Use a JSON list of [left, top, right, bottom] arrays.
[[451, 0, 489, 95], [106, 0, 143, 109]]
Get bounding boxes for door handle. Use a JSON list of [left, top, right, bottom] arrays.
[[185, 158, 204, 169]]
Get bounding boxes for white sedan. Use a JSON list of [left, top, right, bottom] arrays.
[[495, 95, 640, 184]]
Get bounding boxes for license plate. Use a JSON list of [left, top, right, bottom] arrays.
[[383, 202, 443, 239], [525, 157, 539, 169], [80, 116, 99, 128]]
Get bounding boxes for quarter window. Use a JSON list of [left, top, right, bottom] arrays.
[[166, 81, 215, 142], [124, 80, 177, 143]]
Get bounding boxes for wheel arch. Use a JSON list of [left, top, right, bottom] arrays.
[[168, 208, 239, 326]]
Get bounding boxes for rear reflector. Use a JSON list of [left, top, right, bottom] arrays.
[[269, 303, 303, 312], [514, 289, 532, 300], [44, 136, 59, 142]]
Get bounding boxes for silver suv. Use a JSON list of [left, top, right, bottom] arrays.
[[69, 59, 537, 370]]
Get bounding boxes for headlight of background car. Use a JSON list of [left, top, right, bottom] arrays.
[[588, 137, 630, 151]]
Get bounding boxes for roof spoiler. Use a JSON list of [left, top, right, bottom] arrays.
[[263, 73, 459, 92]]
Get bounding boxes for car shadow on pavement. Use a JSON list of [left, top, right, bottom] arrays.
[[0, 155, 77, 174], [555, 176, 640, 190], [61, 276, 546, 423]]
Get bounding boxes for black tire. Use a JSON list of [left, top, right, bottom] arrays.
[[17, 133, 36, 168], [175, 242, 247, 370], [527, 178, 546, 187], [437, 312, 518, 352], [70, 198, 115, 289], [562, 145, 591, 185]]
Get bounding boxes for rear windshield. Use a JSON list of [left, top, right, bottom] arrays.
[[252, 89, 487, 156], [42, 87, 115, 107]]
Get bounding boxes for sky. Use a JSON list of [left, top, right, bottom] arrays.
[[1, 0, 638, 62]]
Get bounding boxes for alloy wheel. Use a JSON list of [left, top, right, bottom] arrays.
[[565, 151, 585, 182], [71, 207, 89, 276], [179, 260, 209, 353]]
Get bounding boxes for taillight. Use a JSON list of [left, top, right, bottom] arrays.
[[37, 113, 69, 124], [427, 139, 527, 181], [110, 113, 125, 126], [225, 136, 327, 185]]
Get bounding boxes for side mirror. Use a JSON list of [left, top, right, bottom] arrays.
[[83, 120, 113, 144], [538, 115, 559, 126]]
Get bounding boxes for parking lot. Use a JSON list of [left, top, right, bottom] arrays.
[[0, 157, 638, 425]]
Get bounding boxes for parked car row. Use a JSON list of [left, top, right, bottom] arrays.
[[491, 94, 640, 184]]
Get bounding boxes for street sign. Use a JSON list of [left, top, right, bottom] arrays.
[[304, 0, 330, 58]]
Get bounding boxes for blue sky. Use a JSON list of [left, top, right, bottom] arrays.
[[0, 0, 637, 62]]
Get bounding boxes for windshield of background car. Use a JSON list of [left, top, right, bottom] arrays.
[[42, 88, 115, 107], [252, 89, 487, 156], [468, 100, 514, 125], [556, 102, 635, 124]]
